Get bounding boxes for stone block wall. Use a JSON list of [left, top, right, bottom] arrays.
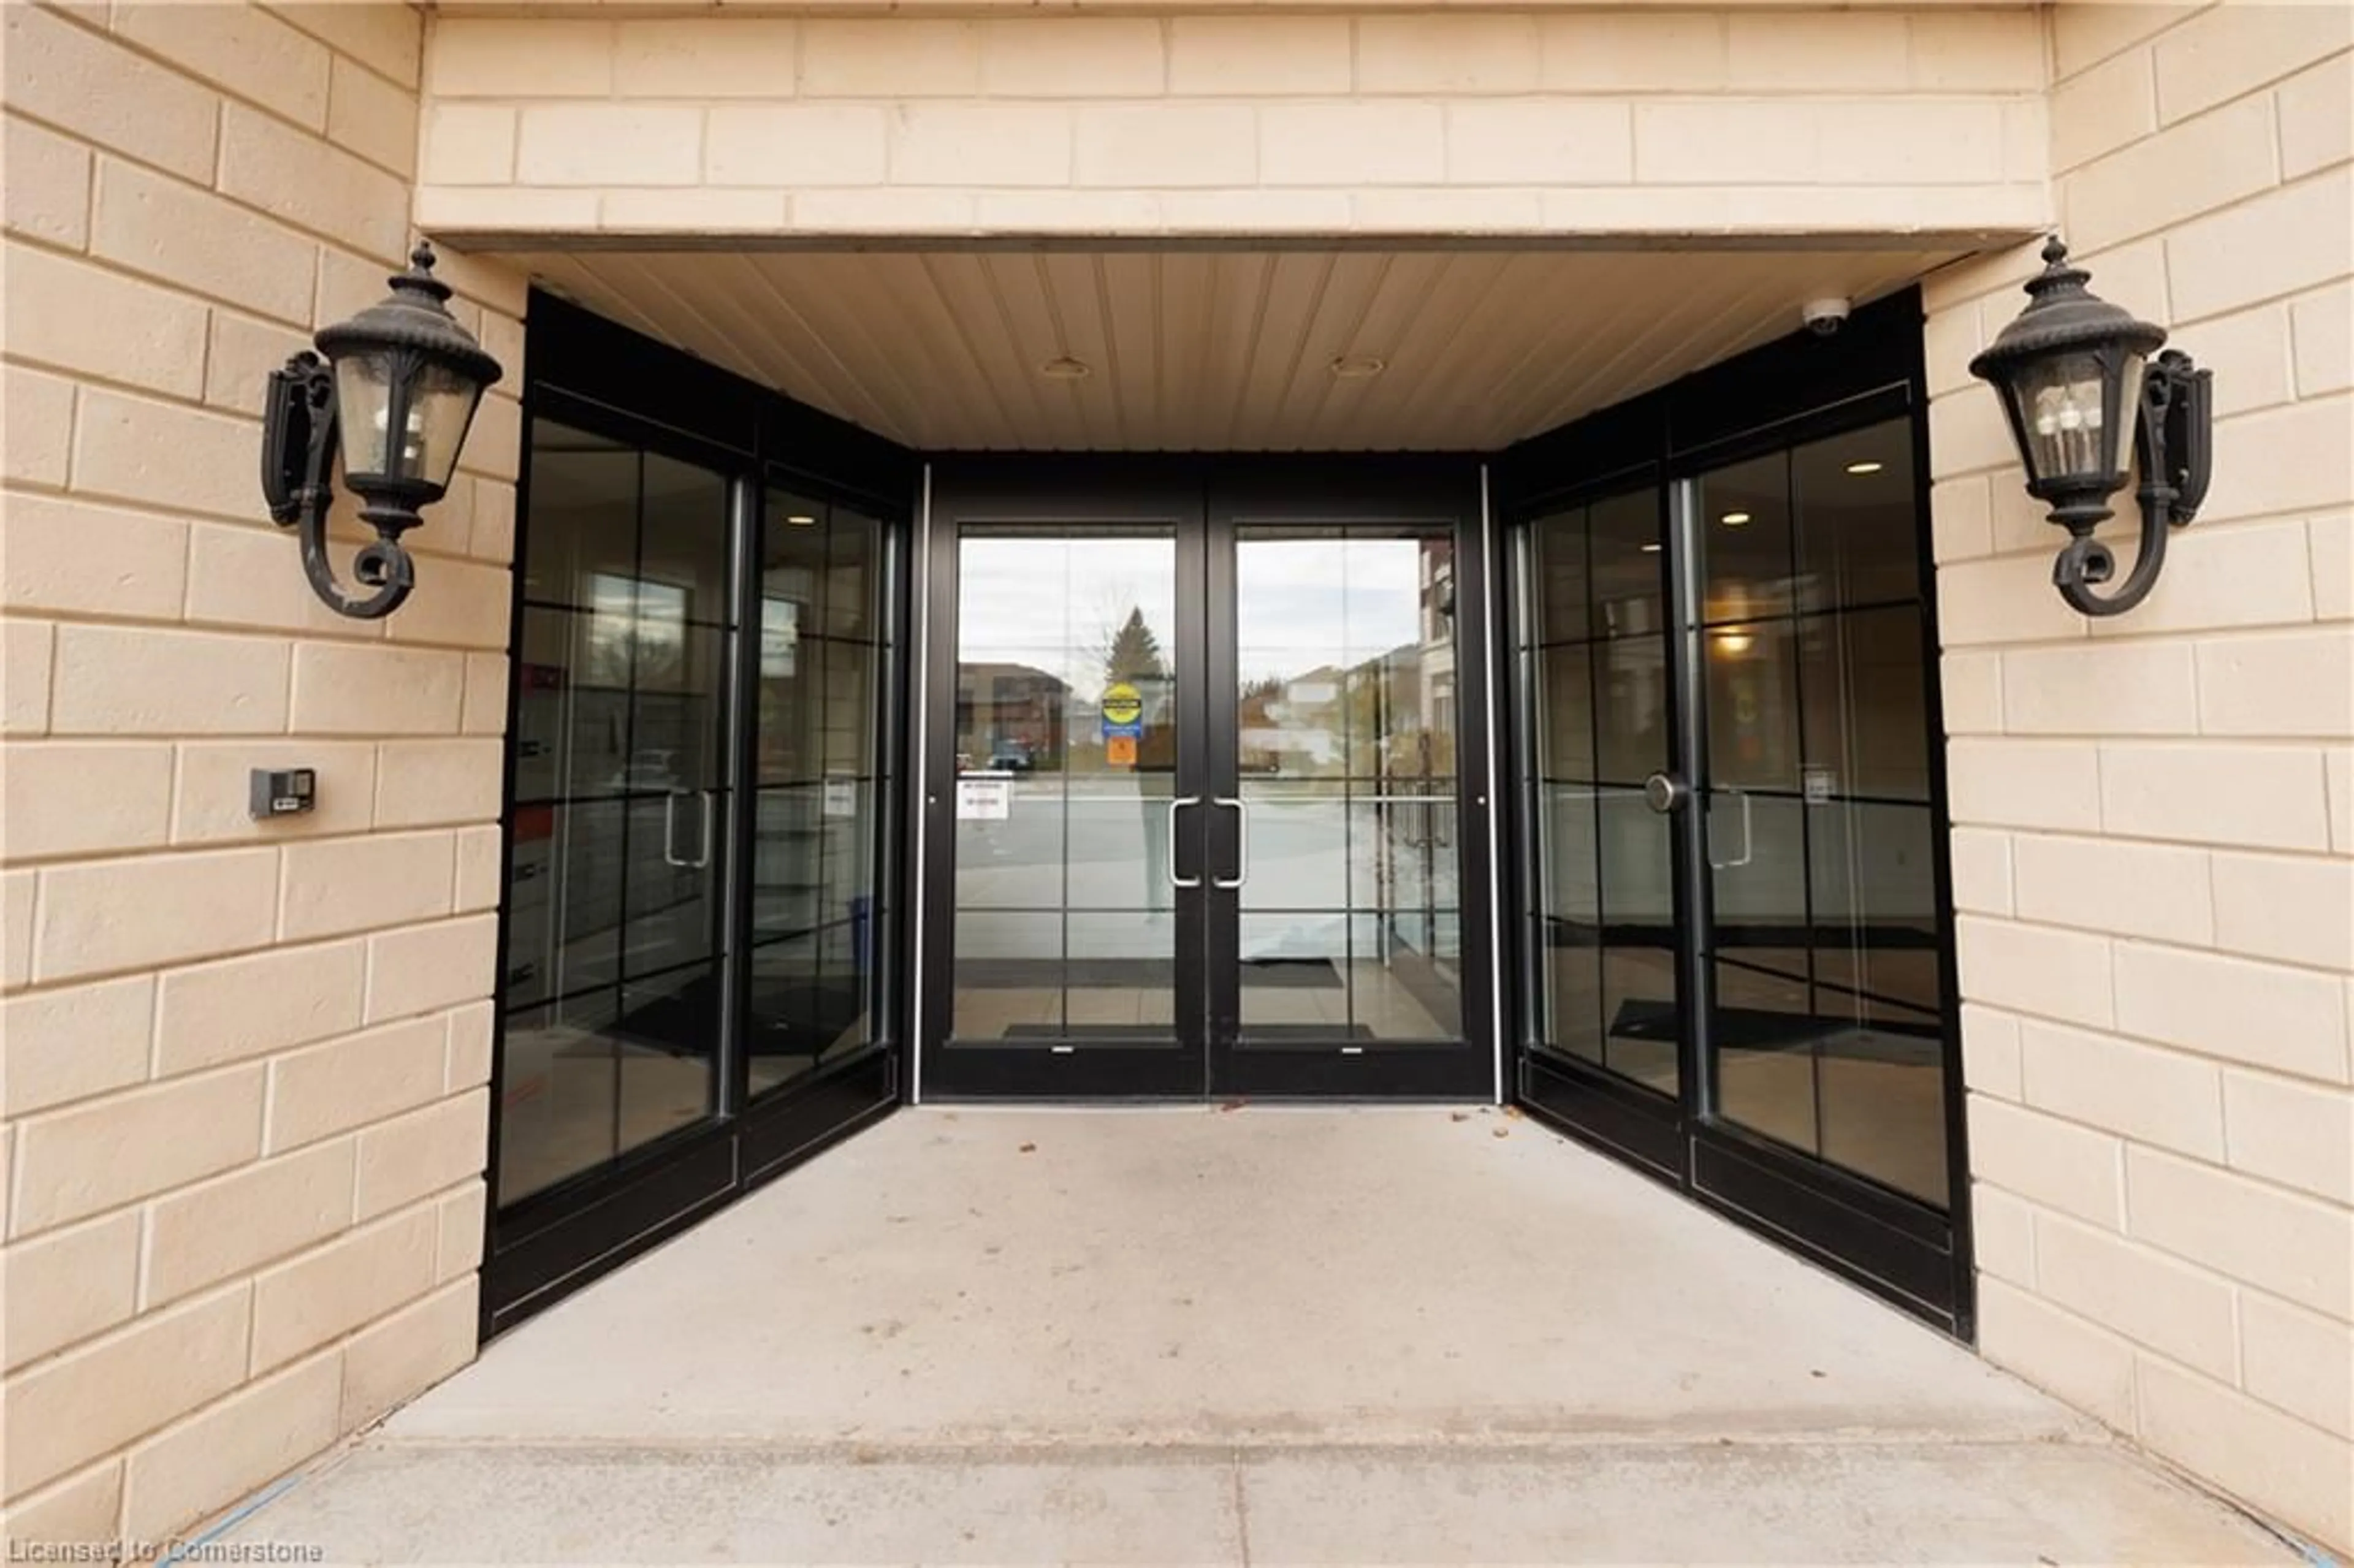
[[414, 9, 2049, 243], [4, 0, 2351, 1556], [1, 2, 526, 1546], [1921, 3, 2352, 1550]]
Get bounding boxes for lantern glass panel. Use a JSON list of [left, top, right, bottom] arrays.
[[332, 349, 397, 481], [2109, 351, 2145, 482], [408, 360, 486, 492], [2006, 351, 2127, 487]]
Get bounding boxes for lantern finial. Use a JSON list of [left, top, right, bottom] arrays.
[[2022, 235, 2092, 305], [395, 241, 455, 305]]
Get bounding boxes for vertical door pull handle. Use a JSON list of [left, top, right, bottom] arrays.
[[689, 788, 715, 870], [662, 788, 687, 868], [663, 787, 717, 869], [1708, 786, 1754, 871], [1167, 795, 1203, 889], [1213, 796, 1249, 890]]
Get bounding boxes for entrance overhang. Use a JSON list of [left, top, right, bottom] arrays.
[[486, 245, 1966, 451]]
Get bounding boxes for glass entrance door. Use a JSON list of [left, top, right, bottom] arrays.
[[489, 339, 911, 1335], [503, 419, 736, 1205], [942, 521, 1205, 1095], [1514, 407, 1963, 1326], [1693, 428, 1949, 1208], [921, 462, 1494, 1099]]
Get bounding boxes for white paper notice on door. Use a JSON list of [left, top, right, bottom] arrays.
[[823, 779, 858, 818], [956, 774, 1013, 821]]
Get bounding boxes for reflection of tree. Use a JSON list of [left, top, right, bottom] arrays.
[[1103, 606, 1166, 685], [584, 614, 634, 689], [633, 622, 684, 688], [582, 575, 689, 691]]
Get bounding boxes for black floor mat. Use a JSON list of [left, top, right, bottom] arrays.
[[995, 1022, 1376, 1041]]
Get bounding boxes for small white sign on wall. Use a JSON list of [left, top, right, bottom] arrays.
[[956, 773, 1013, 821], [823, 779, 858, 818]]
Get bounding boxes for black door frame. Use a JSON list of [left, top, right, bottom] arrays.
[[487, 284, 1967, 1345], [481, 293, 919, 1338], [915, 455, 1498, 1101], [913, 457, 1211, 1097], [1492, 289, 1975, 1338]]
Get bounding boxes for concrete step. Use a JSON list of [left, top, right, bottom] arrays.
[[221, 1433, 2296, 1565]]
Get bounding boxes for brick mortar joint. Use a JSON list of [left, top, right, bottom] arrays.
[[1952, 990, 2354, 1094], [31, 4, 422, 172], [9, 1214, 471, 1450], [5, 908, 497, 1005], [1973, 1163, 2354, 1320], [262, 2, 427, 100]]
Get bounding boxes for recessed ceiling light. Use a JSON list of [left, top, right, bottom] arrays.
[[1639, 542, 1663, 554], [1720, 511, 1752, 527], [1040, 356, 1091, 380], [1714, 630, 1754, 655], [1328, 354, 1387, 379], [783, 514, 817, 527], [1845, 460, 1885, 475]]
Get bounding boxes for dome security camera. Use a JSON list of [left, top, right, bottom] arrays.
[[1802, 297, 1853, 336]]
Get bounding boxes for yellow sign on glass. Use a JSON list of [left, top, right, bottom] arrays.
[[1100, 682, 1143, 727]]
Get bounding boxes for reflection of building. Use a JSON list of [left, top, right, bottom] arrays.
[[957, 662, 1067, 770], [1237, 538, 1457, 781]]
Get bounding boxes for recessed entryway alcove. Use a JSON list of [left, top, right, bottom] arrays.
[[478, 243, 1976, 1358]]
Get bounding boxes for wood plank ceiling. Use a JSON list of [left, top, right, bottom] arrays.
[[498, 248, 1959, 451]]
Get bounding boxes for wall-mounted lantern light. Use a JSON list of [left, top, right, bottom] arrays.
[[1969, 236, 2212, 617], [261, 242, 503, 620]]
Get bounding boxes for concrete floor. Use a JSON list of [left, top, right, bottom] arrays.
[[227, 1107, 2294, 1564]]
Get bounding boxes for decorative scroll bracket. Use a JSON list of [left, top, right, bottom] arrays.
[[259, 349, 418, 620], [2051, 349, 2212, 618]]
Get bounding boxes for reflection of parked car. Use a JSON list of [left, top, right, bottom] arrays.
[[988, 744, 1034, 772]]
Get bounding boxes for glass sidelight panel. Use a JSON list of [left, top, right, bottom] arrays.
[[950, 528, 1181, 1043], [744, 489, 891, 1098], [1233, 527, 1462, 1043], [1525, 489, 1679, 1094], [1697, 416, 1949, 1207], [498, 419, 733, 1206]]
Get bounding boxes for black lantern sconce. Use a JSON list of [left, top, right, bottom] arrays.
[[1969, 236, 2213, 617], [260, 242, 503, 620]]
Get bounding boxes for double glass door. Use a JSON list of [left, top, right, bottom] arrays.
[[1517, 407, 1962, 1323], [923, 462, 1492, 1098], [491, 384, 905, 1331]]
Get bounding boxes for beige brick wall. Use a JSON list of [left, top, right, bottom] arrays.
[[1, 3, 525, 1547], [5, 0, 2350, 1556], [1923, 4, 2353, 1551], [412, 9, 2051, 242]]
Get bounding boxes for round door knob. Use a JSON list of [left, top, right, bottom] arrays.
[[1642, 772, 1688, 814]]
